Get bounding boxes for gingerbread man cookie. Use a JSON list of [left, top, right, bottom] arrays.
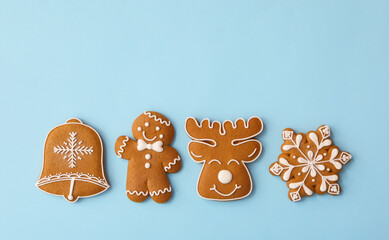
[[185, 116, 263, 201], [36, 118, 109, 202], [115, 111, 181, 203], [269, 125, 352, 202]]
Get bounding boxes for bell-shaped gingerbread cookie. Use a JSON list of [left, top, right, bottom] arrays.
[[36, 118, 109, 202]]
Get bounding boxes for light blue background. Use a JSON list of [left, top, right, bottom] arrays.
[[1, 1, 388, 239]]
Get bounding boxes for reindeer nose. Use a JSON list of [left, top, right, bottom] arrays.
[[218, 170, 232, 184]]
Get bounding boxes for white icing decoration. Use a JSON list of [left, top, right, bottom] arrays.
[[145, 122, 149, 127], [270, 163, 283, 175], [36, 119, 109, 203], [53, 132, 93, 168], [156, 126, 160, 131], [274, 126, 351, 201], [209, 184, 241, 197], [328, 183, 340, 195], [282, 130, 294, 140], [126, 189, 148, 196], [137, 127, 142, 131], [185, 116, 263, 201], [126, 186, 172, 197], [282, 134, 302, 151], [164, 156, 181, 171], [137, 139, 163, 152], [144, 112, 171, 126], [145, 154, 151, 160], [227, 159, 240, 165], [339, 152, 352, 164], [208, 159, 222, 165], [290, 192, 301, 202], [319, 125, 331, 138], [142, 131, 156, 141], [117, 136, 129, 158], [67, 177, 76, 200], [218, 170, 232, 184], [36, 172, 109, 189], [248, 148, 257, 157], [145, 162, 151, 169], [190, 151, 202, 158], [159, 134, 164, 139], [150, 186, 171, 196]]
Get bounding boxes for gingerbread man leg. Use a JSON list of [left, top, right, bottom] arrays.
[[147, 173, 172, 203], [126, 172, 148, 203]]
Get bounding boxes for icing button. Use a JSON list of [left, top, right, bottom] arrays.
[[145, 163, 151, 169], [145, 154, 151, 160]]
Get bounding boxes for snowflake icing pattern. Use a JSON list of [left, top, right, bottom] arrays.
[[269, 125, 352, 202], [53, 132, 94, 168]]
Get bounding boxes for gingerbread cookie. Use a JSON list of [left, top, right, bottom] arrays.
[[36, 118, 109, 202], [269, 125, 352, 202], [115, 111, 181, 203], [185, 117, 263, 201]]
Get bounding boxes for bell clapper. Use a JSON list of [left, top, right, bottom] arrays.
[[68, 177, 76, 200]]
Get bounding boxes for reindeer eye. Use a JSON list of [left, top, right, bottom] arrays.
[[208, 159, 222, 165], [227, 159, 240, 165]]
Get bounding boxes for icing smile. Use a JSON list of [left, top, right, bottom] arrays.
[[142, 131, 156, 141], [210, 184, 241, 197]]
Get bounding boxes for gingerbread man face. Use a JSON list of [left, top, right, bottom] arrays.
[[132, 111, 174, 145], [186, 117, 263, 201]]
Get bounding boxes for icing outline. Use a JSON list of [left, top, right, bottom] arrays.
[[185, 116, 263, 201], [36, 118, 110, 203], [126, 186, 172, 197], [117, 136, 129, 158], [144, 111, 171, 126], [164, 156, 181, 171], [210, 184, 242, 197]]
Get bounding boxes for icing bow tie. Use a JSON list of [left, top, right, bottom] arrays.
[[137, 139, 163, 152]]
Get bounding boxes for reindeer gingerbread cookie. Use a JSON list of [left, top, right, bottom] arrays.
[[115, 111, 181, 203], [185, 116, 263, 201]]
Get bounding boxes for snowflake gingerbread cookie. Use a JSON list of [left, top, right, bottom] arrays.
[[185, 116, 263, 201], [115, 111, 181, 203], [269, 125, 352, 202], [36, 118, 109, 202]]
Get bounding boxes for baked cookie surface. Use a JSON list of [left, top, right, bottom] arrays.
[[36, 118, 109, 202], [270, 125, 352, 202], [186, 116, 263, 201], [115, 111, 181, 203]]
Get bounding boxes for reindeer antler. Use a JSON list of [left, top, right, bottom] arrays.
[[185, 118, 224, 145], [186, 117, 263, 146], [223, 117, 263, 144]]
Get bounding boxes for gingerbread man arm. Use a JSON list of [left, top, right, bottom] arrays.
[[161, 146, 181, 173], [115, 136, 137, 160]]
